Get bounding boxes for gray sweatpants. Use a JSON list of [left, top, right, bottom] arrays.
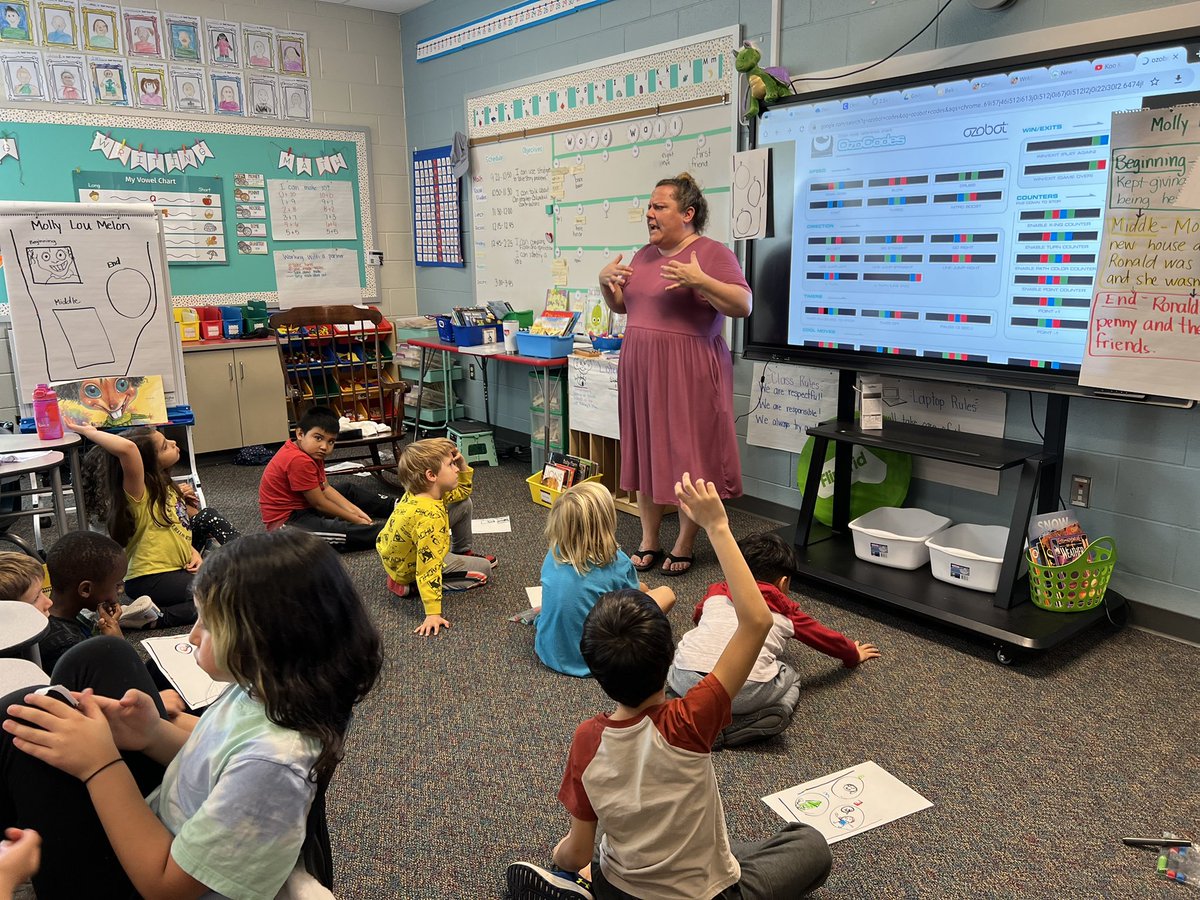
[[591, 822, 832, 899], [668, 663, 802, 717], [442, 496, 490, 588]]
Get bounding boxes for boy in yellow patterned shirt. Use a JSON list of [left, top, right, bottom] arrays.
[[376, 438, 496, 636]]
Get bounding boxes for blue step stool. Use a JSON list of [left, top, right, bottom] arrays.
[[446, 420, 498, 467]]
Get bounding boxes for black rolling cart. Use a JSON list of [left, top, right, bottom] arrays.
[[791, 370, 1124, 664]]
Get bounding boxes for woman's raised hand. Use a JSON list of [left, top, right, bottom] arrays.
[[600, 253, 632, 290], [661, 250, 708, 291]]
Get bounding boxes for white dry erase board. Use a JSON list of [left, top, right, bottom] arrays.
[[0, 201, 185, 411], [465, 29, 738, 309]]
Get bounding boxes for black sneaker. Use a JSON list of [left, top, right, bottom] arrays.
[[506, 862, 592, 899]]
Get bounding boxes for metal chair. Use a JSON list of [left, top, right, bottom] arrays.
[[269, 305, 409, 489]]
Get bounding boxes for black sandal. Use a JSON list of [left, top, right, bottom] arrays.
[[661, 553, 694, 577], [630, 548, 664, 572]]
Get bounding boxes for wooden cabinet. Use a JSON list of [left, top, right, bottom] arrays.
[[183, 344, 288, 453]]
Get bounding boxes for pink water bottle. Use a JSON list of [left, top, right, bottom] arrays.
[[32, 384, 64, 441]]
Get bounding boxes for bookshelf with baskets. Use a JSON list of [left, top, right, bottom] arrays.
[[791, 370, 1125, 665], [276, 314, 402, 427]]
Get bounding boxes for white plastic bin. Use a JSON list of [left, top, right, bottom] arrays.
[[925, 524, 1010, 593], [848, 507, 951, 570]]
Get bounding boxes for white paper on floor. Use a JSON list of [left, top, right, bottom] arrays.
[[473, 516, 512, 533], [762, 761, 931, 844]]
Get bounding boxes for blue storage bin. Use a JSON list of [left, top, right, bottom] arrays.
[[220, 306, 244, 338], [453, 323, 504, 346], [434, 314, 455, 343], [516, 333, 574, 358]]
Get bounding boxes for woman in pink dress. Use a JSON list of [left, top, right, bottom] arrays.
[[599, 172, 751, 576]]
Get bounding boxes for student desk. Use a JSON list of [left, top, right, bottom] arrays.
[[406, 339, 568, 451], [0, 601, 49, 669], [0, 444, 72, 549], [0, 432, 86, 532]]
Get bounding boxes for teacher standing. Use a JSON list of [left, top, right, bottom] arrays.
[[599, 173, 752, 576]]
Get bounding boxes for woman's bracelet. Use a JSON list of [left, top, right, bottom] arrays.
[[83, 757, 125, 785]]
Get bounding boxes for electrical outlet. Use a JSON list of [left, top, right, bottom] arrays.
[[1070, 475, 1091, 508], [468, 364, 476, 380]]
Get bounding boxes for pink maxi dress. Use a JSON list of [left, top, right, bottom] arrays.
[[617, 235, 747, 504]]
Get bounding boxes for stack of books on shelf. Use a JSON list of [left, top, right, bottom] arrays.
[[1027, 510, 1089, 567], [539, 451, 599, 491]]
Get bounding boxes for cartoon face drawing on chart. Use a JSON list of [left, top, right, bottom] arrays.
[[181, 80, 196, 99], [1, 5, 25, 38], [139, 76, 161, 105], [26, 246, 80, 284], [250, 39, 268, 65], [59, 69, 80, 98], [14, 66, 31, 89], [282, 45, 301, 71], [287, 89, 303, 114]]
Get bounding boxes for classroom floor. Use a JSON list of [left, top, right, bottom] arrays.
[[26, 452, 1200, 898]]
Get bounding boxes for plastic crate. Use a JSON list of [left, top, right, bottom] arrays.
[[516, 333, 574, 358], [848, 507, 951, 570], [526, 472, 603, 508], [530, 407, 565, 451], [529, 371, 565, 413]]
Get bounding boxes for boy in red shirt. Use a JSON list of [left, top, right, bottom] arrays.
[[507, 474, 832, 900], [258, 406, 395, 552], [669, 531, 880, 748]]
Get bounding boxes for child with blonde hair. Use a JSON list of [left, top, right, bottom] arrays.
[[536, 481, 675, 677], [0, 553, 48, 615], [376, 438, 495, 637]]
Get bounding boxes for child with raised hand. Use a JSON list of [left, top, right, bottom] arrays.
[[670, 531, 881, 748], [508, 473, 832, 900], [0, 552, 49, 615], [74, 422, 239, 624], [536, 481, 676, 677], [377, 437, 495, 637], [0, 529, 383, 900]]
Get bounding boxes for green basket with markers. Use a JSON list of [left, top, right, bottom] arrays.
[[1027, 536, 1116, 613]]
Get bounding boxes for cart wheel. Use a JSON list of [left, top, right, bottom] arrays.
[[994, 643, 1021, 666]]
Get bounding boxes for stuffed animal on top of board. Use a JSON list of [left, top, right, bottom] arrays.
[[735, 41, 793, 121], [59, 376, 144, 426]]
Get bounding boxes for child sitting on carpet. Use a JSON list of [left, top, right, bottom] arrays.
[[507, 474, 832, 900], [668, 531, 880, 747], [536, 481, 675, 676], [258, 405, 394, 552], [376, 438, 495, 637]]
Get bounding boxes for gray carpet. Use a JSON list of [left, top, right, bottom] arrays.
[[28, 450, 1200, 898]]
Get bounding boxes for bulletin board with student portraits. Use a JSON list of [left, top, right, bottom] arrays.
[[464, 28, 738, 311], [0, 107, 375, 309]]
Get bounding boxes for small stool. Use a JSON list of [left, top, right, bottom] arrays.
[[446, 420, 499, 467]]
